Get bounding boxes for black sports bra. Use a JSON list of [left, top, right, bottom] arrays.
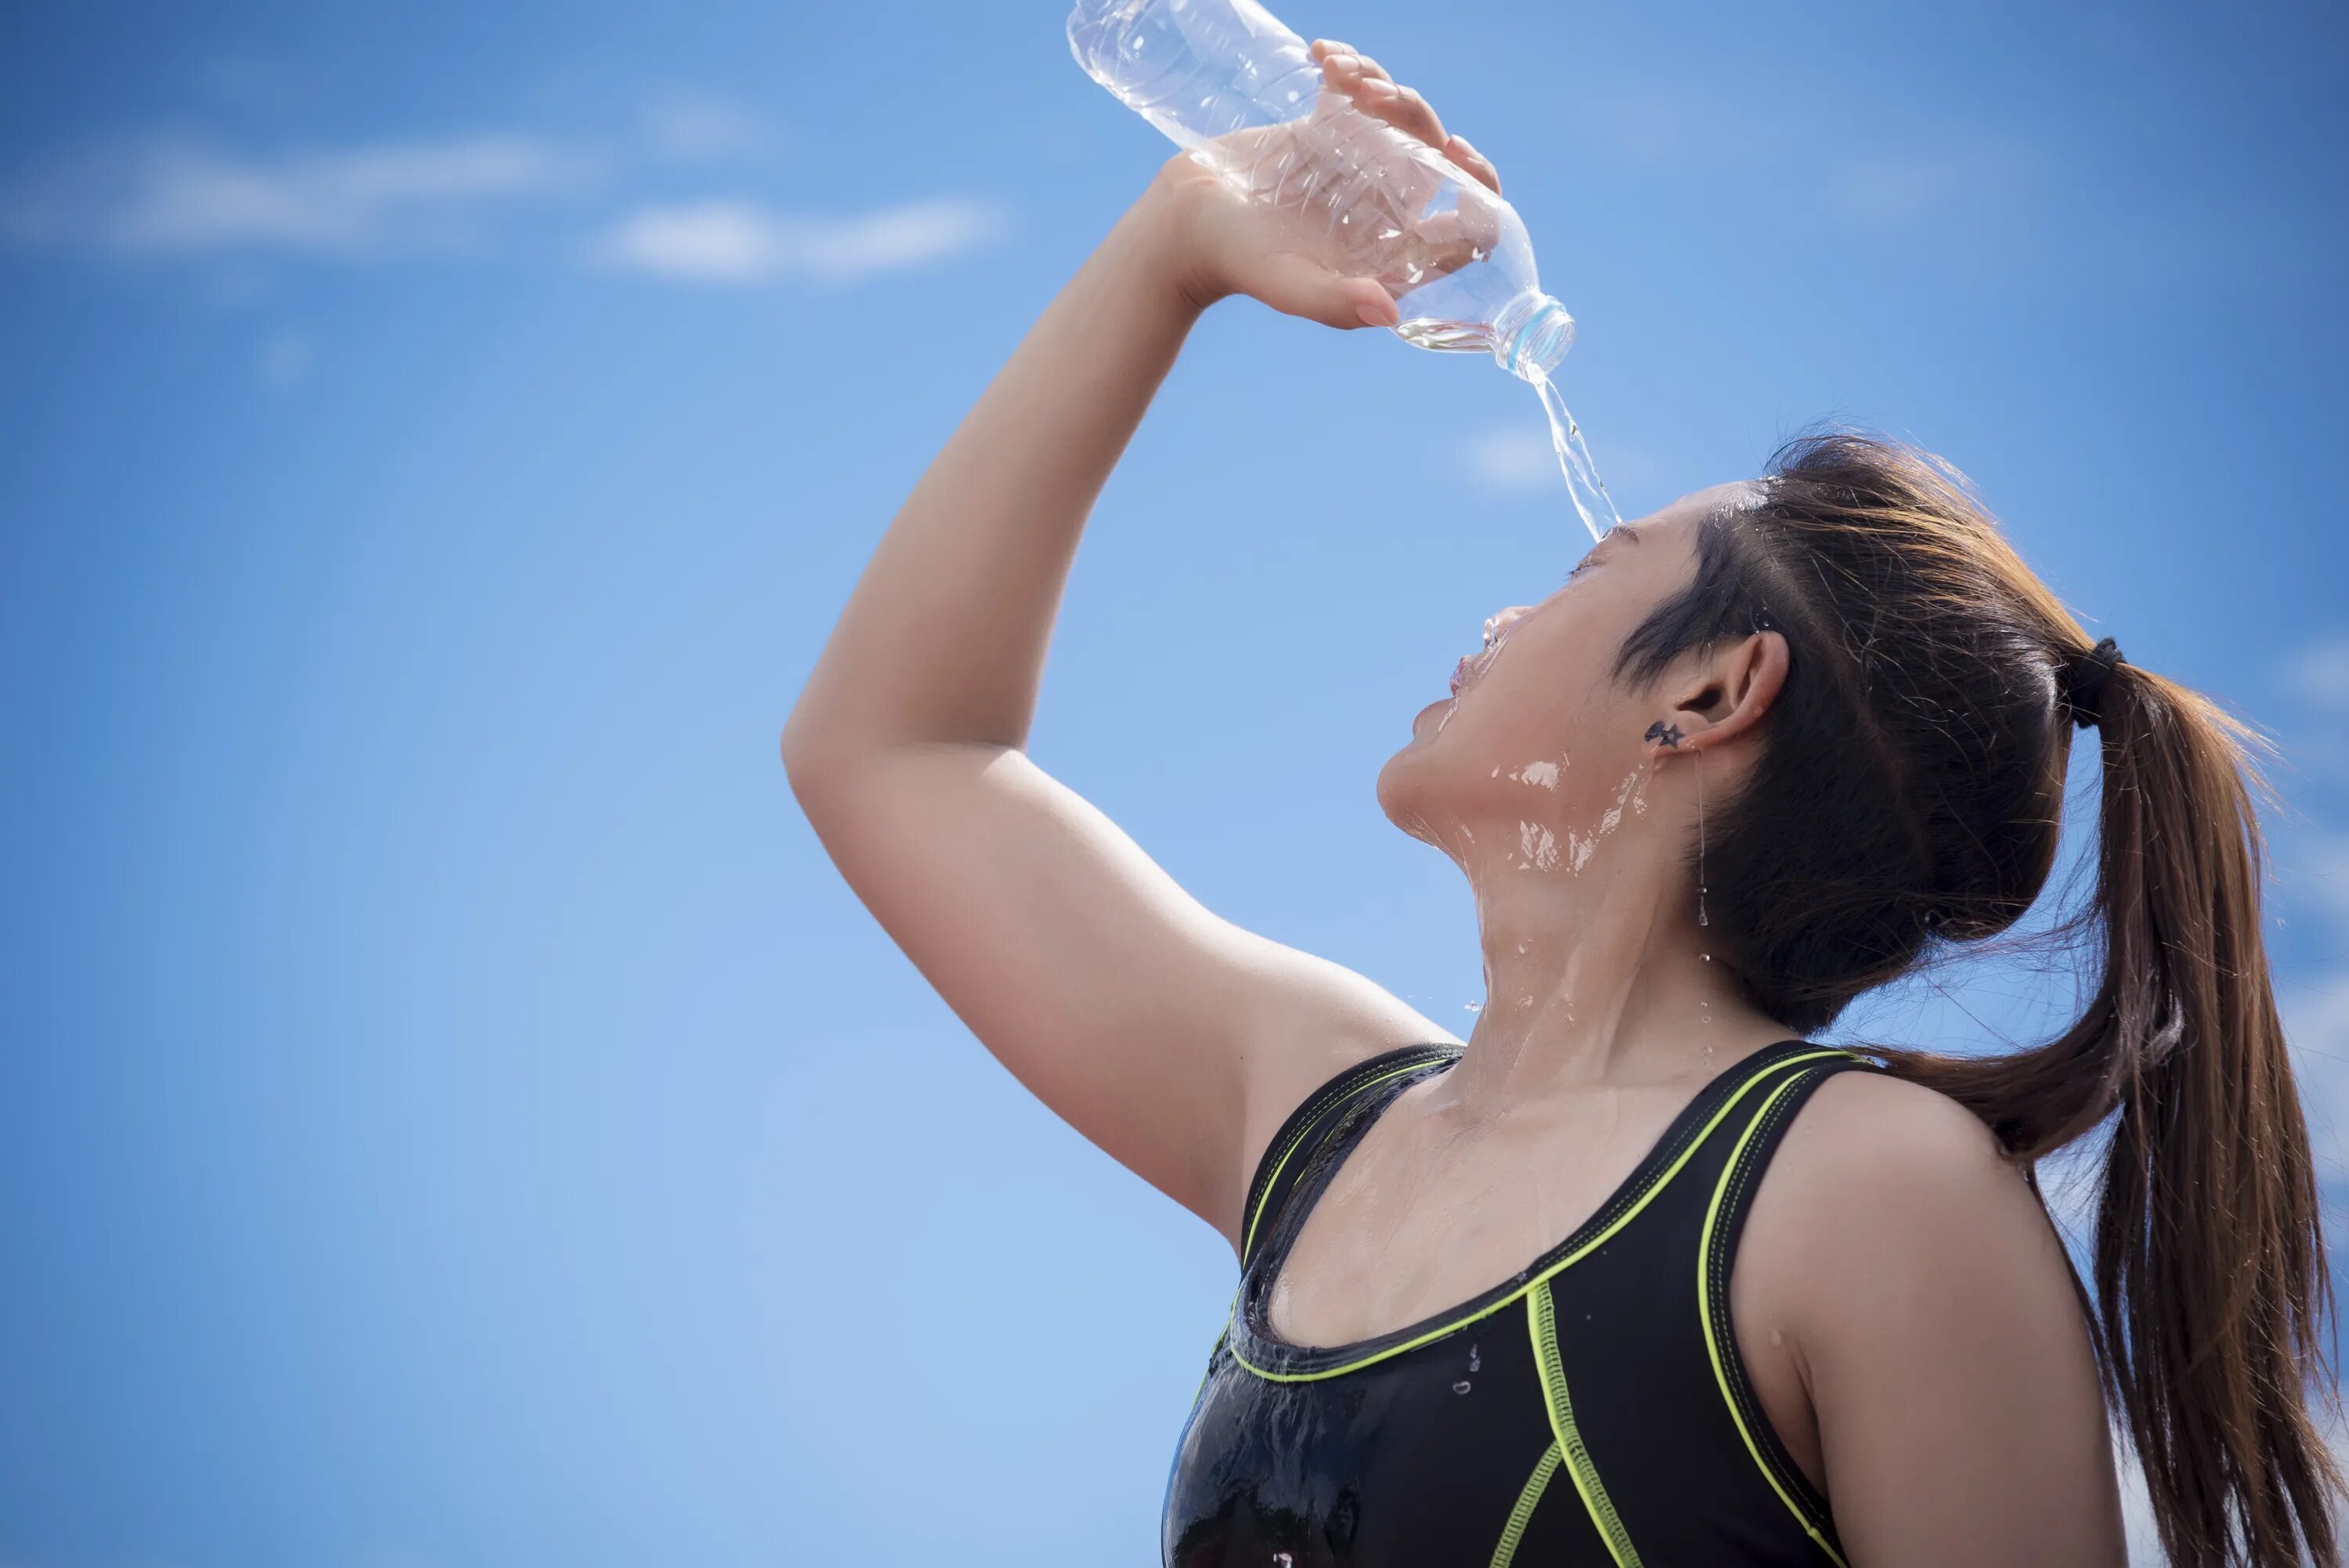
[[1160, 1037, 1887, 1567]]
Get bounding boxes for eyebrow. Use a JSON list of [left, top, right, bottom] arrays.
[[1607, 521, 1644, 546]]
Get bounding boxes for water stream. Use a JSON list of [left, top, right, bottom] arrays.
[[1526, 366, 1622, 543]]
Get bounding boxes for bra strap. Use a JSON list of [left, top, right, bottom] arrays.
[[1239, 1044, 1460, 1268]]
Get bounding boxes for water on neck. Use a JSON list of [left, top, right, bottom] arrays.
[[1525, 366, 1622, 543]]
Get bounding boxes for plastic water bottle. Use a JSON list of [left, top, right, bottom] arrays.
[[1067, 0, 1576, 384]]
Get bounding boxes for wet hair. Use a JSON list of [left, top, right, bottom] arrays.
[[1614, 431, 2341, 1568]]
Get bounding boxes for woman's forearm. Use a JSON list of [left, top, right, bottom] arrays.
[[781, 178, 1204, 772]]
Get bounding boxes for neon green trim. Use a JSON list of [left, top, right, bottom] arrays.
[[1698, 1069, 1849, 1568], [1229, 1048, 1864, 1382], [1488, 1441, 1561, 1568], [1528, 1281, 1644, 1566], [1242, 1056, 1451, 1262]]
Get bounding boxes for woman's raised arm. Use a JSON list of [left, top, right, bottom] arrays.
[[782, 49, 1485, 1250]]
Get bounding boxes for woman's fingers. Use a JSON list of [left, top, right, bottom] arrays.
[[1357, 78, 1449, 151], [1444, 132, 1503, 195], [1309, 39, 1390, 84], [1254, 249, 1399, 330], [1309, 39, 1491, 188]]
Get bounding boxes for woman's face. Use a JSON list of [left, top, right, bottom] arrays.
[[1376, 484, 1746, 864]]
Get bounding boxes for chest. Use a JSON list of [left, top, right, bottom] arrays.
[[1163, 1045, 1864, 1568], [1265, 1084, 1703, 1348]]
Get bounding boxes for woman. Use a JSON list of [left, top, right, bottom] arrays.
[[781, 38, 2341, 1568]]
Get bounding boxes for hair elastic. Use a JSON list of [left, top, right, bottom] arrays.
[[2062, 637, 2124, 729]]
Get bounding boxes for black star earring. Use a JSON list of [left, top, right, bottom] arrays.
[[1644, 719, 1683, 748]]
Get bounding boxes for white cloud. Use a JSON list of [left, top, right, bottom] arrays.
[[1463, 426, 1560, 494], [2116, 1406, 2349, 1564], [1, 134, 583, 255], [2286, 635, 2349, 713], [2279, 831, 2349, 928], [2281, 968, 2349, 1190], [1460, 424, 1667, 517], [594, 196, 1006, 286], [255, 330, 312, 387], [644, 94, 767, 160], [1820, 138, 2048, 236]]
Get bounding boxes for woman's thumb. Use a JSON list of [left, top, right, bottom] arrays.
[[1256, 252, 1399, 331]]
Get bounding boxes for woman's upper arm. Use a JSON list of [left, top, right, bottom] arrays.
[[1760, 1073, 2128, 1568], [788, 741, 1452, 1253]]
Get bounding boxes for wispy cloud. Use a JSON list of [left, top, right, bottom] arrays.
[[1462, 426, 1561, 494], [643, 94, 769, 160], [0, 98, 1009, 292], [1, 135, 584, 255], [593, 196, 1006, 286], [255, 329, 312, 387], [2116, 1407, 2349, 1564], [2282, 968, 2349, 1188], [2279, 831, 2349, 928], [1822, 140, 2047, 229], [1460, 424, 1667, 516], [2285, 634, 2349, 713]]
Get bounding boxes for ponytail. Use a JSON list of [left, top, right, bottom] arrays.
[[1629, 432, 2345, 1562], [1896, 659, 2344, 1567]]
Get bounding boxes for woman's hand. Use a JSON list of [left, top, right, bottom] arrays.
[[1142, 38, 1507, 331]]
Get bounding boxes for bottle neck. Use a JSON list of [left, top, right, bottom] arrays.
[[1491, 291, 1576, 381]]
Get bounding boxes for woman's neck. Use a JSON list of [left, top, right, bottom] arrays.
[[1435, 827, 1792, 1118]]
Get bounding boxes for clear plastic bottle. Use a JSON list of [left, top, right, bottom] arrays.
[[1067, 0, 1574, 382]]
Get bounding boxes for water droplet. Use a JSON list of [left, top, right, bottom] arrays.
[[1469, 1343, 1481, 1372], [1463, 1001, 1483, 1014], [1452, 1379, 1473, 1395]]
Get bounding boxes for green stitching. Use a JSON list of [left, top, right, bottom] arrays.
[[1528, 1281, 1644, 1566], [1230, 1048, 1864, 1382], [1698, 1068, 1849, 1568], [1243, 1053, 1453, 1263], [1488, 1440, 1561, 1568]]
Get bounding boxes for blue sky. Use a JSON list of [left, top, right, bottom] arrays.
[[2, 2, 2344, 1564]]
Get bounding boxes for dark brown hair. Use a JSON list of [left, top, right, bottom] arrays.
[[1616, 431, 2342, 1566]]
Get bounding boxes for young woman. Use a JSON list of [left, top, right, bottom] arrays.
[[781, 38, 2341, 1568]]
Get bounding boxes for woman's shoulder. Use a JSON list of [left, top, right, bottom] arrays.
[[1741, 1065, 2123, 1557], [1759, 1065, 2040, 1256], [1784, 1062, 2012, 1184], [1745, 1058, 2087, 1349]]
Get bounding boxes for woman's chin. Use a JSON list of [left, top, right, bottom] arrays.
[[1379, 712, 1456, 842]]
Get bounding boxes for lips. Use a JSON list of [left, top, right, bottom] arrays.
[[1451, 644, 1499, 696]]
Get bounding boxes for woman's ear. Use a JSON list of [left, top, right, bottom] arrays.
[[1645, 630, 1788, 755]]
